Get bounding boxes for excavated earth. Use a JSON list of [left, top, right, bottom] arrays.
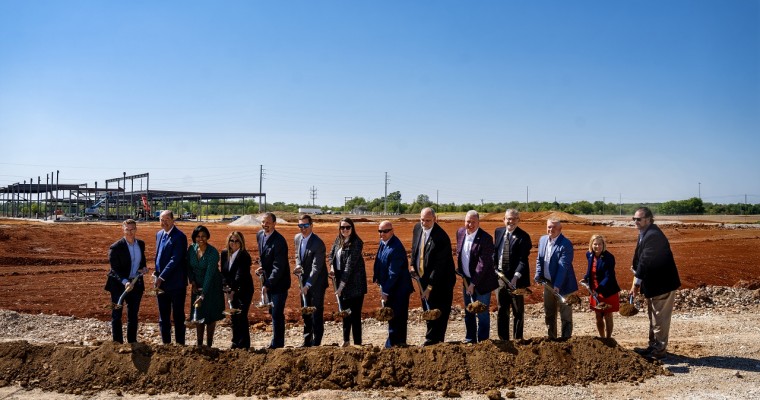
[[0, 213, 759, 398]]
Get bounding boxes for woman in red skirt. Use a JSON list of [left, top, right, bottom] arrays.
[[582, 235, 621, 338]]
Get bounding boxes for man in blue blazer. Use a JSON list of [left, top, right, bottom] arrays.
[[256, 212, 290, 349], [373, 220, 413, 348], [154, 210, 188, 345], [106, 218, 147, 343], [293, 214, 327, 347], [456, 210, 498, 343], [535, 217, 578, 339]]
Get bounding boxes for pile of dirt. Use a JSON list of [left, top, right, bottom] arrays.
[[0, 337, 664, 397]]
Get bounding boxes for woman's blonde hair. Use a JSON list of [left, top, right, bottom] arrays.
[[226, 231, 246, 254], [588, 234, 607, 253]]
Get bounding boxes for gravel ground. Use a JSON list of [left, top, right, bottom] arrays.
[[1, 286, 760, 399]]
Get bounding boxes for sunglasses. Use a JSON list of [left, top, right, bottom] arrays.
[[297, 223, 311, 229], [340, 226, 352, 230], [229, 239, 240, 243], [632, 217, 644, 222], [377, 229, 392, 234]]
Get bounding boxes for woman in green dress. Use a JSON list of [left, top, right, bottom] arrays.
[[187, 225, 224, 347]]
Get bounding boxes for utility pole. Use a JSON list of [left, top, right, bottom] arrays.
[[526, 186, 529, 211], [259, 165, 264, 212], [309, 186, 318, 206], [602, 196, 605, 215], [344, 196, 353, 213], [698, 182, 701, 199], [619, 193, 622, 216], [384, 172, 389, 215], [436, 190, 439, 208]]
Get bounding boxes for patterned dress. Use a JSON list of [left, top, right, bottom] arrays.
[[187, 243, 225, 322]]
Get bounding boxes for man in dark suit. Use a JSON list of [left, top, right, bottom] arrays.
[[456, 210, 498, 343], [535, 218, 578, 339], [106, 219, 147, 343], [293, 214, 327, 347], [154, 210, 188, 345], [631, 207, 681, 359], [374, 220, 413, 348], [493, 209, 532, 341], [256, 212, 290, 349], [410, 207, 456, 345]]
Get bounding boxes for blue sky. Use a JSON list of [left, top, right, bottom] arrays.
[[1, 0, 758, 207]]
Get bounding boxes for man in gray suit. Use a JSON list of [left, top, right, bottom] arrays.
[[293, 214, 328, 347]]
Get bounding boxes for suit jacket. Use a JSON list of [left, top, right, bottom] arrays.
[[584, 250, 621, 297], [535, 233, 578, 296], [632, 224, 681, 298], [257, 230, 290, 294], [328, 237, 367, 299], [373, 235, 413, 296], [456, 227, 498, 295], [493, 226, 532, 288], [295, 233, 328, 290], [154, 226, 188, 291], [410, 222, 455, 290], [106, 237, 147, 292], [220, 249, 254, 300]]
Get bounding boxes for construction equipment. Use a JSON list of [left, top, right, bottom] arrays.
[[85, 193, 112, 217]]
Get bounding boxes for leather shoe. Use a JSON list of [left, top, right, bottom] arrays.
[[634, 346, 653, 355]]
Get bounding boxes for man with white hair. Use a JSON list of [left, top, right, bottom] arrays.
[[535, 217, 578, 339]]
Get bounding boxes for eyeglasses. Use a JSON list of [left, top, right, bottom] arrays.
[[632, 217, 644, 222], [229, 239, 240, 243], [297, 223, 311, 229], [339, 226, 352, 230], [377, 229, 392, 234]]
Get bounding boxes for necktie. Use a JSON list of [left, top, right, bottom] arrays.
[[500, 232, 511, 271], [156, 232, 169, 264], [418, 232, 426, 276]]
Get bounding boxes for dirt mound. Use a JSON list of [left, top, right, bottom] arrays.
[[0, 337, 665, 397]]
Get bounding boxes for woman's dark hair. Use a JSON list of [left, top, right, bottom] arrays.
[[191, 225, 211, 243], [337, 217, 360, 248]]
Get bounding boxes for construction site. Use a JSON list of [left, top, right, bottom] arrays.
[[0, 171, 265, 222]]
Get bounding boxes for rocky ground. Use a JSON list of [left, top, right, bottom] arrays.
[[1, 285, 759, 400]]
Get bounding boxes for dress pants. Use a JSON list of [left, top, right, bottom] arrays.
[[424, 284, 453, 344], [496, 283, 525, 340], [157, 286, 186, 344], [268, 292, 287, 348], [463, 287, 491, 343], [341, 295, 364, 345], [543, 285, 573, 339], [647, 290, 676, 352], [110, 283, 144, 343], [384, 291, 410, 348], [230, 291, 252, 349], [302, 286, 326, 346]]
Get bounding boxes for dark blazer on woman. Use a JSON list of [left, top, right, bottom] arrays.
[[220, 249, 254, 302], [328, 237, 367, 299], [584, 250, 621, 297]]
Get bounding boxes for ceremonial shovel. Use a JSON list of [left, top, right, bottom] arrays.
[[536, 277, 581, 305], [109, 275, 140, 310], [579, 280, 610, 311], [296, 272, 316, 316], [495, 271, 532, 296], [331, 275, 351, 318], [222, 290, 241, 316], [377, 298, 395, 321], [463, 279, 487, 314], [619, 293, 640, 317], [255, 273, 273, 310], [413, 276, 441, 321]]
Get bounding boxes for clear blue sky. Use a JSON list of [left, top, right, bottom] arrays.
[[1, 0, 758, 207]]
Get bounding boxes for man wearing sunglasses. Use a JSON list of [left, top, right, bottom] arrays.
[[373, 220, 413, 348], [293, 214, 327, 347], [631, 207, 681, 360]]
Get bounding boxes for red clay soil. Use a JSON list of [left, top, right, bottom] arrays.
[[1, 215, 758, 323]]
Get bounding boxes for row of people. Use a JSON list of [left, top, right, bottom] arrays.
[[106, 207, 679, 358]]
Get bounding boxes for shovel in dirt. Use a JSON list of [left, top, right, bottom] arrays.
[[331, 275, 351, 318], [222, 290, 241, 316], [619, 293, 640, 317], [496, 271, 533, 296], [254, 273, 273, 310], [536, 277, 581, 305], [376, 298, 395, 321], [463, 279, 488, 314], [412, 276, 441, 321], [185, 302, 204, 328], [107, 275, 140, 310], [296, 271, 317, 316], [579, 280, 610, 311]]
